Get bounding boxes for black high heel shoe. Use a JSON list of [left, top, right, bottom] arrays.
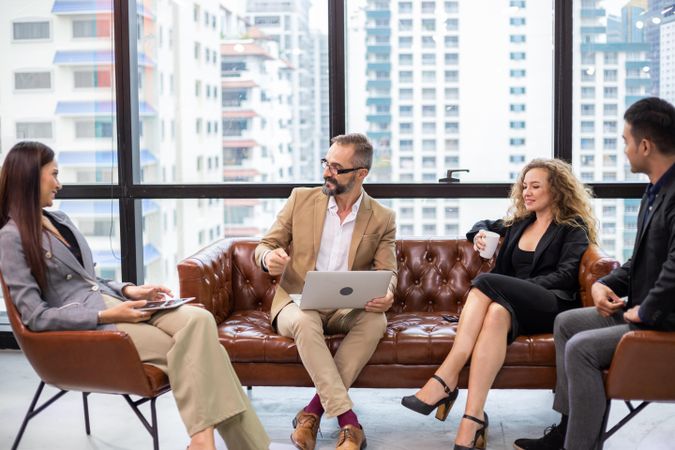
[[453, 412, 489, 450], [400, 375, 459, 421]]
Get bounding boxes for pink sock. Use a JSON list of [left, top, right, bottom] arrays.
[[304, 393, 324, 416], [337, 409, 359, 428]]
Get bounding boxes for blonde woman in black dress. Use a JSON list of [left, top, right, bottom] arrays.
[[401, 159, 598, 450]]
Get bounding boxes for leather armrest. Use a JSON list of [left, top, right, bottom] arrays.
[[605, 330, 675, 401], [578, 245, 620, 308], [178, 238, 236, 323], [19, 329, 157, 395]]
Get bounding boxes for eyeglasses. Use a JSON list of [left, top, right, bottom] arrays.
[[321, 158, 365, 175]]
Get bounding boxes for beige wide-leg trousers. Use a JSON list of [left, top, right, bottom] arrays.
[[276, 304, 387, 417], [103, 296, 269, 450]]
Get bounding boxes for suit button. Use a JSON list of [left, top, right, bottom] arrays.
[[91, 285, 99, 291], [45, 252, 52, 259], [65, 274, 72, 280]]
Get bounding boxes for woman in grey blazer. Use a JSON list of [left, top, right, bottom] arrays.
[[0, 142, 270, 450]]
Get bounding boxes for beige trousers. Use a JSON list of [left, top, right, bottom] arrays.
[[276, 304, 387, 417], [103, 296, 269, 450]]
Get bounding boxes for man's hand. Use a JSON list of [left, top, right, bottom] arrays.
[[122, 284, 173, 301], [591, 282, 625, 317], [98, 300, 152, 324], [265, 248, 291, 276], [365, 290, 394, 313], [623, 305, 642, 323]]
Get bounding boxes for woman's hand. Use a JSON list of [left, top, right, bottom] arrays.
[[122, 284, 173, 301], [98, 300, 152, 324], [473, 230, 487, 253]]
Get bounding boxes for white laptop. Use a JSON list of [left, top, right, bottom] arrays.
[[290, 271, 393, 310]]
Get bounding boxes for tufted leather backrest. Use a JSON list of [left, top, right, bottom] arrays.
[[178, 238, 615, 321], [391, 239, 494, 314], [231, 240, 279, 312]]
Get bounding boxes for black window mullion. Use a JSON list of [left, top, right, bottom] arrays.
[[113, 0, 142, 283], [328, 0, 346, 141], [554, 0, 573, 162]]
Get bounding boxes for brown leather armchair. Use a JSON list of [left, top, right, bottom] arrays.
[[1, 273, 170, 450], [573, 252, 675, 448], [599, 330, 675, 448]]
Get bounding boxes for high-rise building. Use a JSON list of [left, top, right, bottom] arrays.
[[220, 26, 294, 235], [245, 0, 327, 182], [659, 7, 675, 104], [575, 0, 651, 260], [0, 0, 226, 287], [357, 0, 552, 237]]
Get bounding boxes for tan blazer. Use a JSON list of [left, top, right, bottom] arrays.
[[255, 187, 397, 324]]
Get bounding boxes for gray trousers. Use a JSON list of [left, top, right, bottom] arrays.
[[552, 307, 631, 450]]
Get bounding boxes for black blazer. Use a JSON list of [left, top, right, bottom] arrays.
[[600, 173, 675, 330], [467, 216, 590, 303]]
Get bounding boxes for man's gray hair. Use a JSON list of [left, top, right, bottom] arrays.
[[331, 133, 373, 170]]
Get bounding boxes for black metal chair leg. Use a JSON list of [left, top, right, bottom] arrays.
[[123, 394, 161, 448], [151, 397, 159, 450], [598, 399, 612, 450], [599, 400, 651, 449], [82, 392, 91, 435], [12, 382, 68, 450], [12, 381, 46, 450]]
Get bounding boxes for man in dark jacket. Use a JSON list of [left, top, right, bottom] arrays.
[[514, 97, 675, 450]]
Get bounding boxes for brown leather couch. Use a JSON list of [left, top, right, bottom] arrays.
[[178, 239, 619, 390]]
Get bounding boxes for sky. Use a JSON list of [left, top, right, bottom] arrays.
[[309, 0, 328, 33]]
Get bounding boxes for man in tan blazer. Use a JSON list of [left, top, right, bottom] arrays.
[[255, 133, 397, 450]]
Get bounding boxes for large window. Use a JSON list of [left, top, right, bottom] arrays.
[[347, 0, 555, 184], [12, 20, 50, 40], [571, 0, 669, 257], [345, 0, 554, 241], [1, 0, 116, 184], [1, 0, 116, 326], [138, 0, 329, 185], [14, 71, 51, 90], [0, 0, 651, 331]]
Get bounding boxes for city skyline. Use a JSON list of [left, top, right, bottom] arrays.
[[1, 0, 672, 327]]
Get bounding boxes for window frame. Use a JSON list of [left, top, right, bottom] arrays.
[[51, 0, 645, 285]]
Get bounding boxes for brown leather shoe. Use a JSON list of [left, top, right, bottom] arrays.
[[335, 424, 367, 450], [290, 409, 320, 450]]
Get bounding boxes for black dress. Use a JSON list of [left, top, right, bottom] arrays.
[[467, 216, 588, 344]]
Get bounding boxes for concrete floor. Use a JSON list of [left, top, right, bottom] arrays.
[[1, 350, 674, 450]]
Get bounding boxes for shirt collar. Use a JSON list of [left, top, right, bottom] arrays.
[[647, 162, 675, 200], [327, 192, 364, 216]]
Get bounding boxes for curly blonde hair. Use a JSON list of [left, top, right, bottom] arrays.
[[504, 158, 598, 244]]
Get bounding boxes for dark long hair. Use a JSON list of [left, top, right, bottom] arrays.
[[0, 141, 55, 290]]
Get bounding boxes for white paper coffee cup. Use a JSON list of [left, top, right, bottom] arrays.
[[479, 231, 500, 259]]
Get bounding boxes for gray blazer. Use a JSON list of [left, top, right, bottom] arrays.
[[0, 210, 129, 331]]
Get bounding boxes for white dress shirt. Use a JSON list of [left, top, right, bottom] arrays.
[[315, 193, 364, 272]]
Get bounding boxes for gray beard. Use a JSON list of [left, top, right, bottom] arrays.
[[321, 177, 354, 196]]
